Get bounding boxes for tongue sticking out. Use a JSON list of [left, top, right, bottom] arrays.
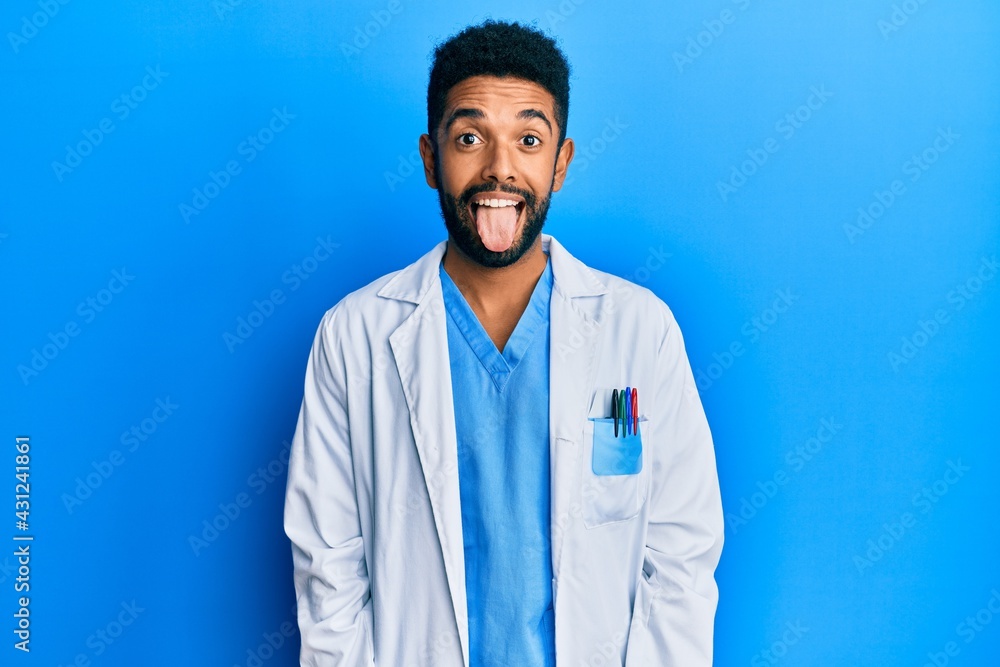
[[475, 204, 518, 252]]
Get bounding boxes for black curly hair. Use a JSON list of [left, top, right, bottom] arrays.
[[427, 19, 571, 149]]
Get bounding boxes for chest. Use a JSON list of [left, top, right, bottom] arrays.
[[471, 305, 523, 354]]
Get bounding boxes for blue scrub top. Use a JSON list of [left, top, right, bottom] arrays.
[[439, 254, 556, 667]]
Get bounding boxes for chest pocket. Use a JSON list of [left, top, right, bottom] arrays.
[[581, 416, 649, 528]]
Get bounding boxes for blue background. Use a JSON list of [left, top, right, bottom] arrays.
[[2, 0, 998, 665]]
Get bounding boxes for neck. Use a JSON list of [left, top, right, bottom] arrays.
[[441, 235, 548, 311]]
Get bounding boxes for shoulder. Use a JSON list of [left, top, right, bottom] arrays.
[[549, 234, 679, 338], [585, 264, 680, 340], [579, 262, 698, 385], [315, 267, 407, 340], [315, 239, 447, 338]]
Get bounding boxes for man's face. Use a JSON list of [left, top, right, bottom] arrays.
[[419, 75, 574, 268]]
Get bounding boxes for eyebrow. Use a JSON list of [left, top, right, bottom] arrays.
[[443, 107, 553, 135]]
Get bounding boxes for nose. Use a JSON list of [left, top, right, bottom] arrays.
[[480, 141, 517, 183]]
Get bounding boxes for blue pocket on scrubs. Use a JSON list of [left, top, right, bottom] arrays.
[[588, 417, 643, 476]]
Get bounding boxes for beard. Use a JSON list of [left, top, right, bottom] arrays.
[[435, 166, 553, 269]]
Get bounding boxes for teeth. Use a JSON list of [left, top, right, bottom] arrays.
[[475, 198, 518, 208]]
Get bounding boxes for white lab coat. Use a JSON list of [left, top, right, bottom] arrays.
[[283, 233, 723, 666]]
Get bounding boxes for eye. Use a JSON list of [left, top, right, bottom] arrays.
[[458, 133, 481, 146], [521, 135, 541, 147]]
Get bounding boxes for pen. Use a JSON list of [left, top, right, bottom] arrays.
[[632, 388, 638, 434], [618, 390, 626, 438], [612, 389, 619, 437], [625, 387, 632, 436]]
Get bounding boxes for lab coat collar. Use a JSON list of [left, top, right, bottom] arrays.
[[376, 233, 609, 303]]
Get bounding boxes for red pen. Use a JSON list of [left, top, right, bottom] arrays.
[[632, 388, 638, 434]]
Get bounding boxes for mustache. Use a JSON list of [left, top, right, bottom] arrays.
[[458, 182, 537, 210]]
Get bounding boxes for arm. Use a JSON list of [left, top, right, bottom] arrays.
[[628, 304, 724, 665], [283, 306, 375, 666]]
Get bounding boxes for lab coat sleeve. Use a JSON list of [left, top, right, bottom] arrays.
[[630, 304, 724, 665], [284, 306, 375, 666]]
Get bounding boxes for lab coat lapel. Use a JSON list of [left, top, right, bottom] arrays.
[[546, 235, 609, 580], [381, 240, 470, 667]]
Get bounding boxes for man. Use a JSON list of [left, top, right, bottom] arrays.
[[283, 19, 723, 666]]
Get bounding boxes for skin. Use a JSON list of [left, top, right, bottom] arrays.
[[419, 75, 575, 352]]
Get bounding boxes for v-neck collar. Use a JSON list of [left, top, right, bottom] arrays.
[[439, 254, 552, 393]]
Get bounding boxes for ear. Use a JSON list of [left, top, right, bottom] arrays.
[[551, 137, 575, 192], [418, 134, 438, 189]]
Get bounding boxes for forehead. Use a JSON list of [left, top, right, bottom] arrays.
[[442, 75, 556, 121]]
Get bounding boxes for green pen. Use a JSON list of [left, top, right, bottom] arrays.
[[618, 390, 626, 438]]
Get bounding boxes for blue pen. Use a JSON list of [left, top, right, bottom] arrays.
[[625, 387, 632, 436]]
